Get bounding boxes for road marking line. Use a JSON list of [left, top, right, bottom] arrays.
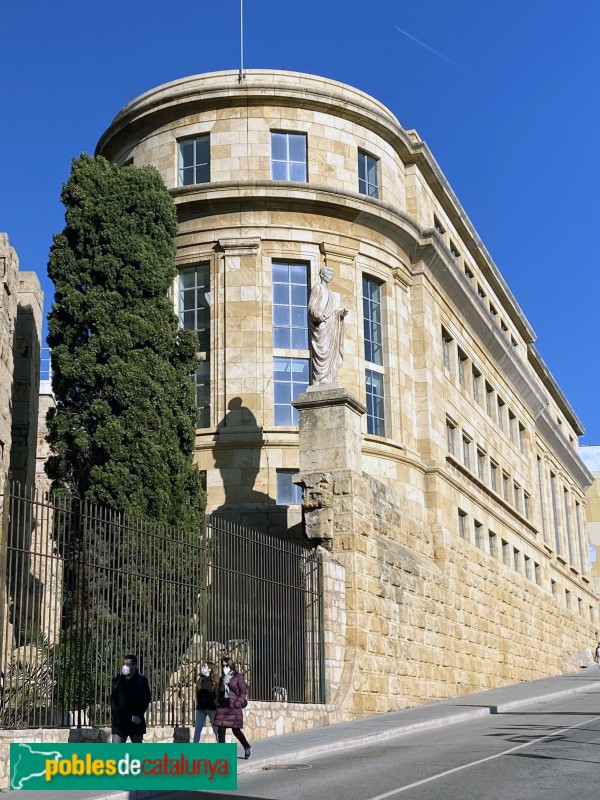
[[365, 713, 600, 800]]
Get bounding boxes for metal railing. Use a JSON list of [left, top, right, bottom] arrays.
[[0, 483, 324, 729]]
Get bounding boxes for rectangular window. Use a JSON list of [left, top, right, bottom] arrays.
[[502, 539, 510, 566], [508, 411, 517, 443], [458, 509, 468, 540], [472, 366, 481, 404], [535, 562, 541, 585], [271, 131, 307, 181], [474, 520, 483, 548], [490, 460, 498, 492], [551, 579, 557, 598], [272, 261, 309, 350], [365, 369, 385, 436], [179, 264, 211, 352], [446, 419, 456, 455], [442, 327, 453, 370], [578, 597, 583, 615], [489, 532, 497, 558], [513, 548, 521, 573], [358, 150, 379, 198], [477, 448, 485, 481], [363, 277, 383, 365], [524, 492, 531, 520], [538, 456, 549, 544], [363, 277, 385, 436], [576, 502, 585, 575], [550, 472, 561, 554], [273, 357, 309, 425], [518, 422, 525, 452], [457, 348, 467, 387], [565, 589, 571, 609], [485, 382, 494, 418], [524, 555, 532, 581], [276, 470, 302, 505], [502, 471, 510, 502], [564, 488, 574, 566], [193, 360, 210, 428], [462, 434, 472, 470], [514, 482, 521, 512], [178, 135, 210, 186], [497, 397, 506, 431]]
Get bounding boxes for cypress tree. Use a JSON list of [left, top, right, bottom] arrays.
[[45, 155, 206, 720], [46, 154, 204, 529]]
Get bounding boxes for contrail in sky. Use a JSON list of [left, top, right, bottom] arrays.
[[395, 25, 467, 73]]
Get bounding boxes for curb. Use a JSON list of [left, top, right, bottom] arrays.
[[238, 679, 600, 775]]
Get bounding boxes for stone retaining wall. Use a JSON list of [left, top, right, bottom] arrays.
[[0, 700, 334, 792]]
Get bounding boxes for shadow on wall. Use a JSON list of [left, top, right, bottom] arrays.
[[7, 302, 44, 649], [211, 398, 301, 538]]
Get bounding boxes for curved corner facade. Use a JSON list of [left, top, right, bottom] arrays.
[[97, 70, 598, 713]]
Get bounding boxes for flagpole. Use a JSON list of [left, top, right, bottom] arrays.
[[239, 0, 245, 83]]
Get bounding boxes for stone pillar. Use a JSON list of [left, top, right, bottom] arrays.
[[292, 386, 366, 545], [9, 272, 43, 488]]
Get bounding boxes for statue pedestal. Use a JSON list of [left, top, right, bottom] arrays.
[[293, 387, 366, 474], [292, 387, 366, 545]]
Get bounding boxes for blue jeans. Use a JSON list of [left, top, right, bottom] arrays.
[[112, 734, 143, 743], [193, 709, 218, 743]]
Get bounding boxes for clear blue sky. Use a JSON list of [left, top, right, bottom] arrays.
[[2, 0, 598, 442]]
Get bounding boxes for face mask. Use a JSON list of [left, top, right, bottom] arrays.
[[122, 665, 132, 676], [201, 667, 210, 677], [222, 666, 231, 675]]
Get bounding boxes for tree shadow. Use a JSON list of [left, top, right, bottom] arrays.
[[212, 398, 301, 539]]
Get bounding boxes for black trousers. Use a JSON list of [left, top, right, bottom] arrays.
[[217, 726, 250, 748]]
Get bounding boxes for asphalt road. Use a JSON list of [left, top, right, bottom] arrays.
[[169, 687, 600, 800]]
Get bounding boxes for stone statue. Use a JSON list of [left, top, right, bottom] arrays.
[[308, 267, 348, 385]]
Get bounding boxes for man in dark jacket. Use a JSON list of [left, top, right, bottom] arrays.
[[110, 654, 151, 742]]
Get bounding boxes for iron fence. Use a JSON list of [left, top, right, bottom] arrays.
[[0, 483, 324, 729]]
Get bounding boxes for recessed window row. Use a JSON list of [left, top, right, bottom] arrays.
[[441, 327, 527, 453], [456, 508, 541, 585], [550, 577, 592, 619], [446, 417, 530, 520], [178, 133, 381, 199], [432, 225, 519, 346]]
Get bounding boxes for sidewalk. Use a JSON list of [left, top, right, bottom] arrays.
[[4, 667, 600, 799]]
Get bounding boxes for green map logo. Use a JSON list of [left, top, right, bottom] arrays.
[[10, 743, 237, 791]]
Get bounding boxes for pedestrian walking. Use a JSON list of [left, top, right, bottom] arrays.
[[193, 661, 219, 743], [214, 657, 251, 759], [110, 654, 151, 743], [595, 642, 600, 668]]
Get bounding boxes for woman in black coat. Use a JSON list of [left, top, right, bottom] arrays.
[[214, 657, 251, 759], [193, 661, 218, 743]]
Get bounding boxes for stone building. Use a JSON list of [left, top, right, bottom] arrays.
[[96, 70, 598, 715], [0, 233, 43, 489], [580, 445, 600, 599]]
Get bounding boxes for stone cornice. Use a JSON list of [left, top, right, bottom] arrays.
[[217, 237, 261, 255], [535, 409, 594, 492], [414, 237, 548, 418], [319, 241, 359, 265]]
